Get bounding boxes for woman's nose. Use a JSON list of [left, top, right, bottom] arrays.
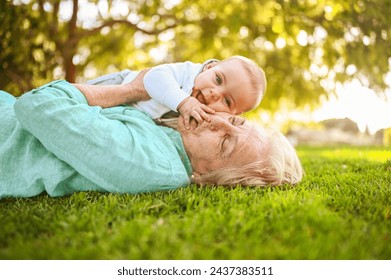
[[209, 115, 232, 131]]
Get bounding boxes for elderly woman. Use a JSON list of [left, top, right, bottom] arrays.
[[0, 73, 303, 199]]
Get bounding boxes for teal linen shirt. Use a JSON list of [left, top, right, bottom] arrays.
[[0, 80, 192, 198]]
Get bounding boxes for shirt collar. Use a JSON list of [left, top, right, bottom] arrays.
[[158, 126, 193, 177]]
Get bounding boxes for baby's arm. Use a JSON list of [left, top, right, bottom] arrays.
[[143, 63, 214, 126]]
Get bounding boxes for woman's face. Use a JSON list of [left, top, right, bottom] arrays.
[[178, 112, 268, 175]]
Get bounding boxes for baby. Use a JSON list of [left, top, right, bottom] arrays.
[[121, 55, 267, 129]]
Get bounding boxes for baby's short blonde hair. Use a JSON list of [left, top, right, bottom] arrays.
[[222, 55, 267, 110]]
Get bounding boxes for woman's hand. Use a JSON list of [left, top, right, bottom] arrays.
[[122, 68, 151, 104], [73, 68, 152, 108]]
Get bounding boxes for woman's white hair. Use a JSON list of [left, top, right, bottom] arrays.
[[197, 128, 304, 187]]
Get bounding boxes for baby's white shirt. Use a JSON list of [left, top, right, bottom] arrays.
[[121, 59, 217, 119]]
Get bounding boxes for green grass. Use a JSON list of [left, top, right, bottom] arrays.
[[1, 146, 390, 259]]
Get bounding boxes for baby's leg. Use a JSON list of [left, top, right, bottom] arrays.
[[86, 69, 132, 85]]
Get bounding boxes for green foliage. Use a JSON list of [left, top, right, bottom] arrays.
[[1, 146, 390, 259], [1, 0, 391, 111], [0, 1, 52, 95]]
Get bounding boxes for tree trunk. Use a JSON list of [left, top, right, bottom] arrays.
[[65, 53, 76, 82], [64, 0, 78, 82]]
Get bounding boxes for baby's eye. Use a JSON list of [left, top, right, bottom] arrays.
[[215, 75, 222, 85], [224, 96, 231, 108]]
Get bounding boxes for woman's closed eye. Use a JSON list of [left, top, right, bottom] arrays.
[[220, 136, 229, 157], [220, 135, 237, 159], [222, 137, 228, 149]]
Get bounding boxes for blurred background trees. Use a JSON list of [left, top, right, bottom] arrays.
[[1, 0, 391, 115]]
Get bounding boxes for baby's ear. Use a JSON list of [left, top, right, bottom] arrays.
[[203, 61, 218, 71], [191, 172, 203, 184]]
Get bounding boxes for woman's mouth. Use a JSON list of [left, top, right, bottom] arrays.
[[189, 117, 198, 130], [179, 115, 198, 131]]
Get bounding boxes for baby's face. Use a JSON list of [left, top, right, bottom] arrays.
[[191, 59, 261, 115]]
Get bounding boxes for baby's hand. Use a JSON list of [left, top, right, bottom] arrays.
[[177, 96, 215, 129]]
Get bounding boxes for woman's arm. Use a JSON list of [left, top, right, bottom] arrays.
[[73, 69, 151, 108], [14, 80, 189, 193]]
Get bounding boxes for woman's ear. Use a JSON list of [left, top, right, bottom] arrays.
[[202, 61, 217, 71], [191, 172, 203, 184]]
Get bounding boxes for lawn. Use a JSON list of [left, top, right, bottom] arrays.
[[0, 146, 390, 260]]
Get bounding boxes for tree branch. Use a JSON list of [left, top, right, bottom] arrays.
[[77, 18, 197, 38]]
